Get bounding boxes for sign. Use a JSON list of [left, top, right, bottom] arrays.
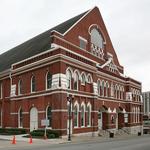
[[41, 119, 49, 126], [10, 84, 16, 97]]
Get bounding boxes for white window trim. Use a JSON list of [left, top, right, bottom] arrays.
[[74, 101, 79, 128], [45, 72, 52, 90], [78, 36, 87, 43], [81, 102, 85, 127], [87, 102, 91, 127], [81, 72, 86, 86], [31, 76, 35, 93]]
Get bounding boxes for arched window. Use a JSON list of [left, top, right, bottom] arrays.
[[91, 28, 104, 49], [18, 108, 23, 128], [86, 103, 91, 127], [46, 72, 52, 89], [105, 82, 109, 97], [87, 74, 92, 83], [66, 70, 72, 89], [101, 81, 105, 97], [18, 80, 23, 95], [81, 103, 85, 127], [46, 106, 52, 127], [114, 84, 118, 99], [74, 103, 79, 127], [97, 80, 101, 96], [81, 73, 86, 85], [74, 72, 79, 91], [31, 76, 36, 93]]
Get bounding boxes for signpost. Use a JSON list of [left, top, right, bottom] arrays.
[[41, 119, 49, 139]]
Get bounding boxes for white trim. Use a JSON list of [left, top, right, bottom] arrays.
[[78, 36, 87, 43], [87, 73, 93, 83], [22, 112, 29, 114], [12, 47, 58, 67], [81, 102, 85, 127], [81, 72, 86, 85], [73, 101, 79, 128], [87, 102, 91, 127], [88, 24, 107, 43], [38, 111, 45, 114], [45, 72, 52, 90], [51, 109, 67, 112], [9, 90, 143, 105], [31, 75, 36, 93], [10, 113, 18, 115], [63, 8, 93, 35]]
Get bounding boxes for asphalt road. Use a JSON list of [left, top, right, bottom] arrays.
[[0, 135, 150, 150]]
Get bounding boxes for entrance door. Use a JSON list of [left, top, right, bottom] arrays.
[[98, 111, 103, 130], [30, 107, 38, 131]]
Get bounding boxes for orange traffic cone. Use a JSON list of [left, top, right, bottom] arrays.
[[29, 135, 33, 144], [11, 135, 16, 144]]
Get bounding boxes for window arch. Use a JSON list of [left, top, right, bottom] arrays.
[[86, 103, 91, 127], [66, 69, 72, 89], [74, 71, 80, 91], [74, 102, 79, 127], [18, 79, 23, 95], [31, 76, 36, 93], [87, 74, 93, 83], [105, 82, 109, 97], [46, 72, 52, 90], [97, 80, 101, 96], [81, 102, 85, 127], [91, 28, 104, 49], [101, 80, 105, 97], [46, 106, 52, 128], [114, 84, 118, 99], [18, 107, 23, 128], [81, 72, 86, 85]]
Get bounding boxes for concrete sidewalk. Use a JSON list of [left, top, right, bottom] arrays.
[[0, 133, 142, 145]]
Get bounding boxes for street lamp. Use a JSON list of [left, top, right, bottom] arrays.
[[67, 93, 74, 141]]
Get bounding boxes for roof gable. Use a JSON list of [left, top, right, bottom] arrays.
[[63, 7, 123, 70]]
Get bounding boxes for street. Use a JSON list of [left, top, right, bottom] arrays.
[[0, 135, 150, 150]]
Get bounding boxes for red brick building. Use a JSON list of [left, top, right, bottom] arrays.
[[0, 7, 143, 136]]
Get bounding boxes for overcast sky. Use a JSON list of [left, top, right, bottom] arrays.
[[0, 0, 149, 92]]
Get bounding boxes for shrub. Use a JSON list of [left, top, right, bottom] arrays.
[[30, 129, 60, 139], [0, 128, 27, 135]]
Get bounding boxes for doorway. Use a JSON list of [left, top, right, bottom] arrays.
[[30, 107, 38, 131]]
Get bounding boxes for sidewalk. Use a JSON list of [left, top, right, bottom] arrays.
[[0, 133, 142, 145]]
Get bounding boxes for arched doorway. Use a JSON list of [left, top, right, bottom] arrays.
[[116, 107, 124, 129], [30, 107, 38, 131], [98, 106, 108, 130]]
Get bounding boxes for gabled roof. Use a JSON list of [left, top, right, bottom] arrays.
[[0, 10, 88, 73]]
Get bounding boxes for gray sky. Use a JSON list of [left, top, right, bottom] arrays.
[[0, 0, 149, 92]]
